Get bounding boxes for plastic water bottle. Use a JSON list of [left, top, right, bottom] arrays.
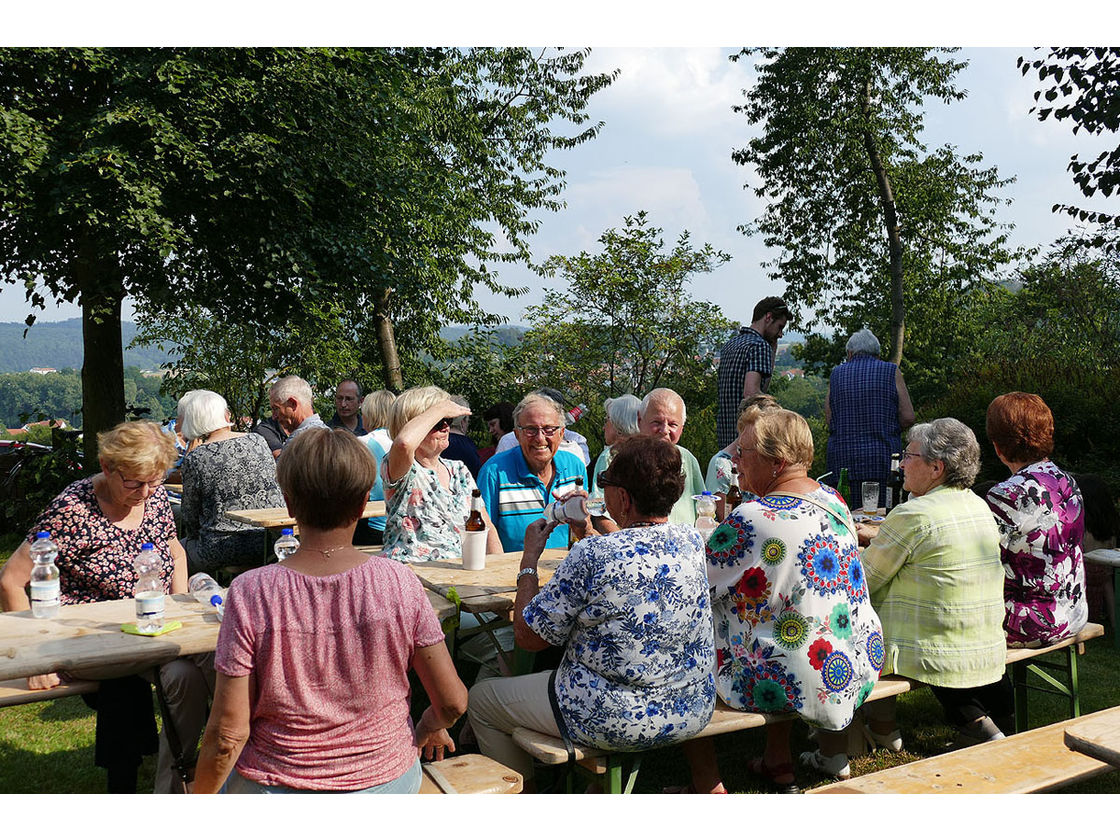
[[694, 491, 718, 543], [187, 572, 224, 609], [133, 542, 164, 634], [273, 528, 299, 562], [29, 531, 60, 619]]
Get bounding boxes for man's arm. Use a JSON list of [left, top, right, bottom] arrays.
[[895, 368, 916, 429], [742, 370, 763, 399]]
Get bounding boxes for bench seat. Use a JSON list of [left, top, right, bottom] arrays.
[[807, 705, 1119, 794], [419, 754, 522, 794], [0, 677, 99, 708]]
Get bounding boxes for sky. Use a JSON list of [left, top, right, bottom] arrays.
[[2, 7, 1116, 337]]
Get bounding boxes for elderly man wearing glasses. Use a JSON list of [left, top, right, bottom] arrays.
[[477, 391, 589, 552]]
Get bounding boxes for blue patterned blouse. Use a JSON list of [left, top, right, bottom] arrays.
[[522, 524, 716, 750]]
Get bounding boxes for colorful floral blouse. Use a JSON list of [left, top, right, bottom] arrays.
[[381, 457, 475, 563], [706, 487, 884, 731], [28, 477, 177, 604], [522, 524, 716, 751], [986, 460, 1088, 646]]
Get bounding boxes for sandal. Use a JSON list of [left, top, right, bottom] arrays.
[[746, 757, 801, 794], [861, 722, 903, 752], [799, 748, 851, 780]]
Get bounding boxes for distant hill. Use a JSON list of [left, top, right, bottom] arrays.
[[0, 319, 175, 373]]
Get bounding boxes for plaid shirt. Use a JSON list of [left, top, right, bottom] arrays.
[[825, 354, 902, 504], [862, 484, 1006, 689], [716, 327, 773, 449]]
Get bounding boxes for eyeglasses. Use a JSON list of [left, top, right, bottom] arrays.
[[598, 474, 619, 488], [430, 418, 453, 433], [117, 471, 166, 490], [517, 425, 561, 438], [900, 451, 922, 462], [735, 446, 758, 458]]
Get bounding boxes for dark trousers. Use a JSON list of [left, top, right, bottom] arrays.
[[931, 675, 1015, 734]]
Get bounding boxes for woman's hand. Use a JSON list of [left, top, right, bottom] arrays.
[[855, 522, 880, 547], [415, 711, 457, 762], [522, 518, 559, 562], [27, 673, 61, 690]]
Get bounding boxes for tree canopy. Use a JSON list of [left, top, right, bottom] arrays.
[[731, 47, 1016, 386], [0, 48, 615, 457], [1018, 47, 1120, 238]]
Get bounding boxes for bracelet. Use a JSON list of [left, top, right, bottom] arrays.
[[517, 568, 539, 582]]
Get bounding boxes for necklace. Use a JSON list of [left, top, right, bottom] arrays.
[[307, 544, 350, 558]]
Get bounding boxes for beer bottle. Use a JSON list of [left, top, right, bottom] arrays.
[[725, 467, 743, 512], [887, 453, 905, 511], [465, 489, 486, 531], [837, 468, 850, 508]]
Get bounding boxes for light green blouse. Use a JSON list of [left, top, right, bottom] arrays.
[[861, 483, 1006, 689]]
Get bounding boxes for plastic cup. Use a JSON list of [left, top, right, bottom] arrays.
[[861, 481, 880, 514], [461, 530, 487, 570]]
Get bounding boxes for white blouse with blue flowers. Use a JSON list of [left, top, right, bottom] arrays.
[[706, 486, 884, 731], [522, 523, 716, 750]]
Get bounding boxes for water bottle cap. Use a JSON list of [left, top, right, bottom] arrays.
[[702, 490, 713, 496], [35, 531, 50, 539], [282, 528, 294, 536], [210, 594, 223, 607], [141, 542, 155, 551]]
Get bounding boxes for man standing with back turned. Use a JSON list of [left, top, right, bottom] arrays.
[[716, 296, 790, 450]]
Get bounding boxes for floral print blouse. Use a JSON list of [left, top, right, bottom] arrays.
[[706, 486, 884, 731], [381, 457, 475, 563], [986, 460, 1088, 646], [28, 477, 176, 604], [522, 524, 716, 751]]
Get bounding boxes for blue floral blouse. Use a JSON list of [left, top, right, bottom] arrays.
[[706, 487, 884, 731], [522, 524, 716, 751]]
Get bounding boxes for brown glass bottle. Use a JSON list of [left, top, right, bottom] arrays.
[[726, 467, 743, 511], [465, 488, 486, 531]]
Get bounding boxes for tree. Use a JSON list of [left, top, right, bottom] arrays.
[[514, 212, 734, 461], [0, 48, 614, 461], [731, 48, 1016, 377], [1018, 48, 1120, 238]]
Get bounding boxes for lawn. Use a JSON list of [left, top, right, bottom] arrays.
[[2, 535, 1118, 794]]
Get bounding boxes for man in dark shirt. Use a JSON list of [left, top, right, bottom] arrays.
[[716, 296, 791, 449], [443, 395, 481, 478], [327, 379, 366, 436]]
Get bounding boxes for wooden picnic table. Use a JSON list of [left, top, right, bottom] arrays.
[[1064, 706, 1120, 768], [0, 586, 455, 685], [225, 500, 386, 530], [409, 548, 567, 613], [1084, 548, 1120, 648]]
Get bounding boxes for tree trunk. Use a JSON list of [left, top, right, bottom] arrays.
[[77, 245, 126, 468], [861, 81, 906, 366], [373, 287, 403, 392]]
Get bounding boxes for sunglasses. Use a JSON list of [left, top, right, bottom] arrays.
[[598, 474, 620, 488], [430, 418, 453, 433]]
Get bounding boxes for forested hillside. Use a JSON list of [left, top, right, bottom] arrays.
[[0, 319, 172, 373]]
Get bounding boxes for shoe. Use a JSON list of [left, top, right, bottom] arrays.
[[950, 715, 1006, 749], [799, 749, 851, 780], [746, 757, 801, 794], [862, 722, 903, 752]]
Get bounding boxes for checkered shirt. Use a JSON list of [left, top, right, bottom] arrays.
[[716, 327, 773, 449]]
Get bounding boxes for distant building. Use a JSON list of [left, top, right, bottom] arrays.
[[28, 367, 57, 375]]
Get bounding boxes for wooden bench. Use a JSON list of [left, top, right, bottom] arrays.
[[1084, 548, 1120, 648], [419, 754, 522, 794], [807, 704, 1120, 794], [0, 677, 99, 708], [511, 623, 1105, 793]]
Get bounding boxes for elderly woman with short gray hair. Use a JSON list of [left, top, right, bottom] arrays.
[[859, 418, 1011, 750], [589, 394, 641, 495], [178, 389, 283, 574]]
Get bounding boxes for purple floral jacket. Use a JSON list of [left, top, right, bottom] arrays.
[[986, 460, 1088, 646]]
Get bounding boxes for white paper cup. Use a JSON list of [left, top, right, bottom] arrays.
[[462, 530, 487, 570]]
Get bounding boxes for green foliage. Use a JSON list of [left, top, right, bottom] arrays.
[[770, 373, 828, 421], [0, 47, 615, 444], [0, 428, 85, 535], [0, 319, 171, 373], [1018, 47, 1120, 234], [0, 368, 173, 430], [922, 236, 1120, 487], [731, 47, 1017, 384]]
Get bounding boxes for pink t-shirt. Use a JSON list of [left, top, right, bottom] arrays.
[[215, 556, 445, 790]]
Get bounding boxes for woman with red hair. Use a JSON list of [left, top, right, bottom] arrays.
[[985, 392, 1087, 646]]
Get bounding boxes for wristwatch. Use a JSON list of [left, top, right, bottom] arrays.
[[517, 568, 539, 582]]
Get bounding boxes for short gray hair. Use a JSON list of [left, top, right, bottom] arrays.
[[513, 392, 564, 428], [846, 328, 881, 357], [177, 389, 230, 441], [639, 388, 687, 424], [604, 394, 641, 437], [908, 418, 980, 489], [270, 375, 314, 409], [449, 395, 471, 433]]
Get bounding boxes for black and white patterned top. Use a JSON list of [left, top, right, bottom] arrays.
[[716, 327, 774, 449], [181, 434, 283, 572]]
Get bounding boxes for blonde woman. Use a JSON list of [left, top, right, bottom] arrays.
[[381, 386, 501, 562]]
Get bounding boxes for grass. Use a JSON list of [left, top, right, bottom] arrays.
[[3, 536, 1118, 794]]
